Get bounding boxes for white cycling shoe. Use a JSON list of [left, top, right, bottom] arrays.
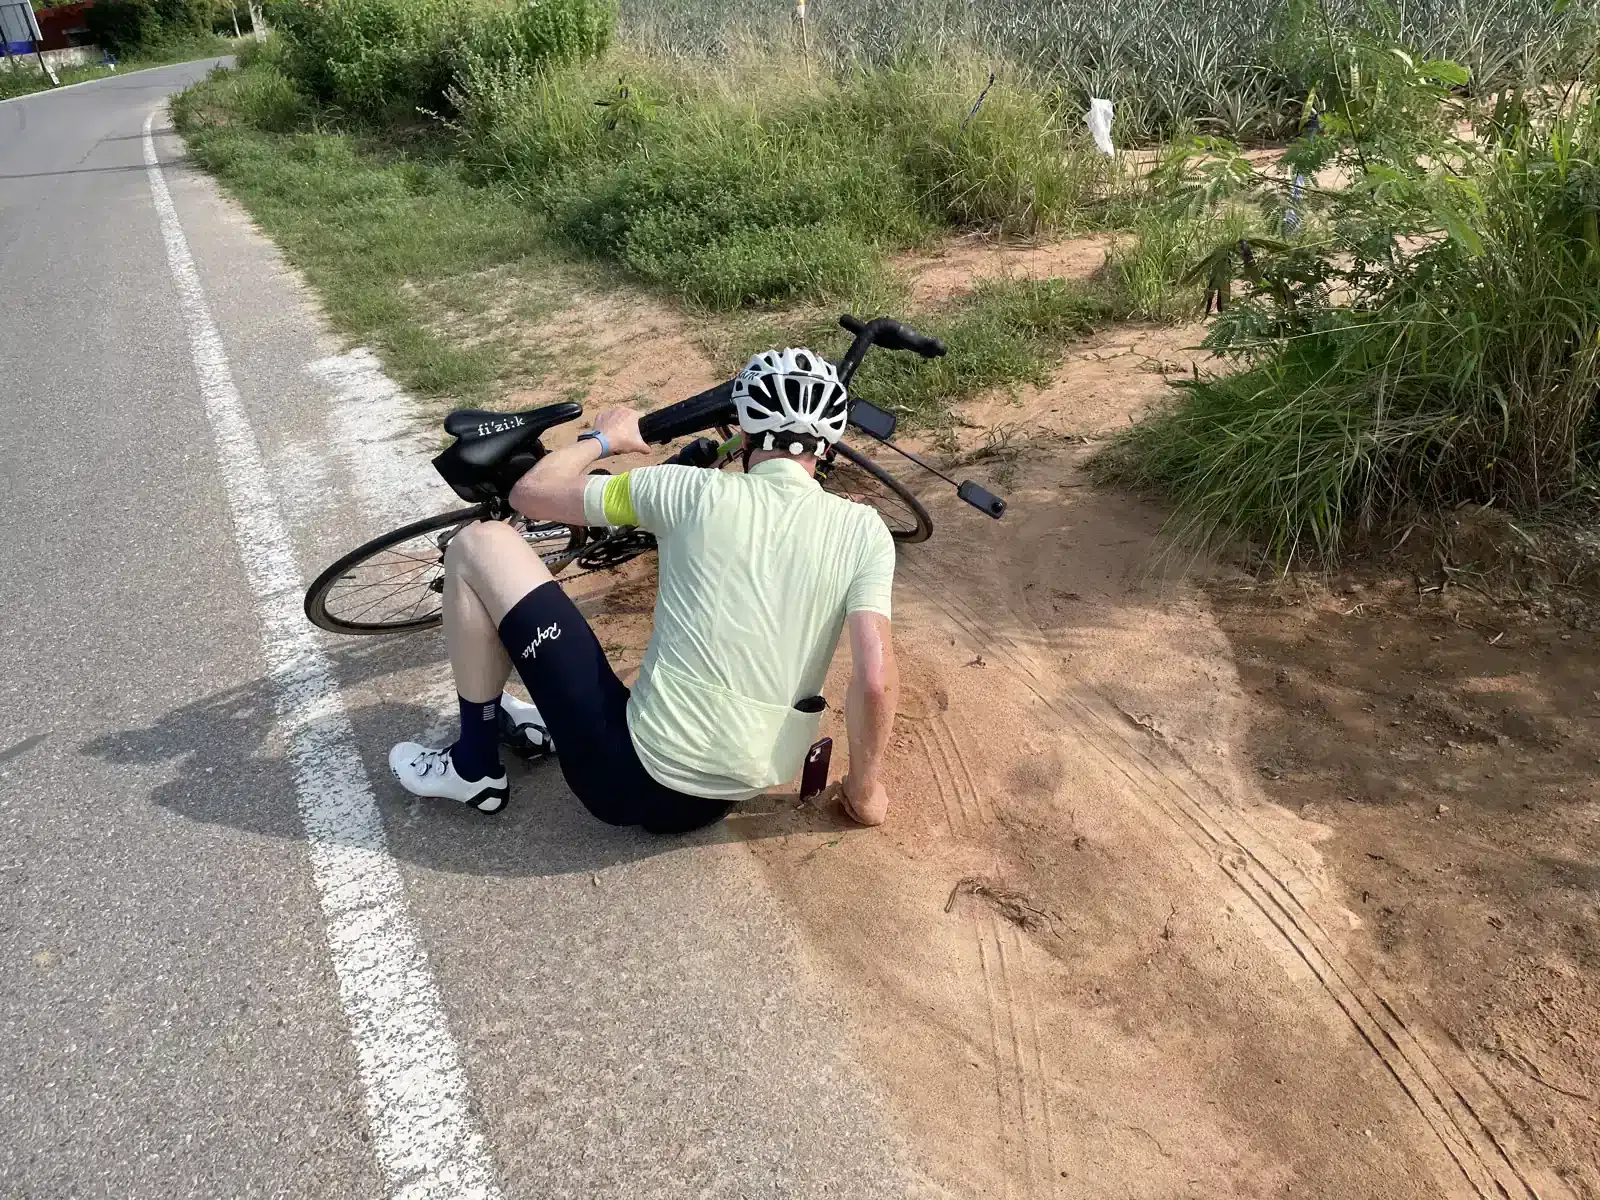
[[388, 743, 510, 814]]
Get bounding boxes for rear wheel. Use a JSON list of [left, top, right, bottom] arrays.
[[821, 441, 934, 544], [304, 509, 582, 635]]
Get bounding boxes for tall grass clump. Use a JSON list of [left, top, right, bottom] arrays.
[[1100, 50, 1600, 562], [1105, 135, 1274, 318], [174, 54, 310, 132], [452, 51, 1111, 306], [263, 0, 613, 121], [837, 62, 1107, 234]]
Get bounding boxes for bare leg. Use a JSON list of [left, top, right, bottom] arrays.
[[443, 520, 554, 702], [388, 520, 559, 809]]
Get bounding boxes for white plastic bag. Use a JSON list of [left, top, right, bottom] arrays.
[[1085, 98, 1115, 156]]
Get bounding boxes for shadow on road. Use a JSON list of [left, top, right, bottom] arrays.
[[79, 631, 828, 879], [0, 160, 183, 180]]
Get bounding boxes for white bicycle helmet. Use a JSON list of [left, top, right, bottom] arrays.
[[732, 347, 849, 456]]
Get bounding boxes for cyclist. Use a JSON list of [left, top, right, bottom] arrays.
[[389, 348, 900, 833]]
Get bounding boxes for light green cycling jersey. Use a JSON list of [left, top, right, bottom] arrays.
[[582, 457, 895, 800]]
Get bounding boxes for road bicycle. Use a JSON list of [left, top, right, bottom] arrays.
[[304, 315, 1006, 635]]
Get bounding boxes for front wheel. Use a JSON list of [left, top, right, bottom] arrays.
[[304, 509, 582, 635], [821, 441, 934, 544]]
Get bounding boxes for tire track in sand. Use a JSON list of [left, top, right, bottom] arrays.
[[923, 712, 1059, 1197], [899, 557, 1569, 1200], [919, 718, 974, 835]]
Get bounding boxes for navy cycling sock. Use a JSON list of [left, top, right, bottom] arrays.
[[450, 695, 503, 782]]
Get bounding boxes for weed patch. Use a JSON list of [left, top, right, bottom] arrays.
[[1100, 50, 1600, 562], [263, 0, 612, 121]]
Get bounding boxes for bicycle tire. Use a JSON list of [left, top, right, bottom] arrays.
[[304, 508, 582, 635], [824, 441, 933, 544]]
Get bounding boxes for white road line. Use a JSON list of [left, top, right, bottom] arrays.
[[142, 110, 502, 1200]]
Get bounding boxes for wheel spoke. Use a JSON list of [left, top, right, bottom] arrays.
[[825, 464, 916, 534], [371, 549, 440, 566], [341, 577, 439, 623], [332, 562, 438, 592], [346, 590, 430, 625], [401, 586, 431, 625]]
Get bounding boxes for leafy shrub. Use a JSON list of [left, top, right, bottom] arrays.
[[231, 32, 276, 68], [266, 0, 457, 118], [150, 0, 211, 38], [549, 108, 924, 305], [458, 0, 614, 74], [1100, 50, 1600, 561], [450, 52, 629, 183], [841, 63, 1108, 234], [86, 0, 158, 56]]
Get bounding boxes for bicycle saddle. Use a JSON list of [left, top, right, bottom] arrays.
[[434, 401, 583, 502], [443, 402, 583, 441]]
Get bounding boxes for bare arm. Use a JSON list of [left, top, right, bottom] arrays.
[[509, 407, 648, 526], [841, 610, 898, 826]]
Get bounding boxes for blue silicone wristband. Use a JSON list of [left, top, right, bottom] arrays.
[[578, 429, 610, 457]]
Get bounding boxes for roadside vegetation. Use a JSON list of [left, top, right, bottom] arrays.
[[82, 0, 234, 59], [1097, 52, 1600, 561], [172, 0, 1600, 563]]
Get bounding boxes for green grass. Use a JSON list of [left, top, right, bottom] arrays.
[[175, 70, 561, 400], [847, 278, 1114, 427], [0, 61, 114, 101]]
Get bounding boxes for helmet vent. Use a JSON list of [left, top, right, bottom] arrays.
[[731, 346, 850, 449]]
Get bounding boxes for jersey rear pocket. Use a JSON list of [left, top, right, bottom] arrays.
[[630, 660, 821, 791]]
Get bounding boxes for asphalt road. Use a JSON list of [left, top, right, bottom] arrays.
[[0, 62, 921, 1198]]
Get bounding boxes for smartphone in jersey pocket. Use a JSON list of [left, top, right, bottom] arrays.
[[800, 737, 833, 802]]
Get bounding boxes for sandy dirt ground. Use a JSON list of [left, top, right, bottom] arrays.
[[531, 248, 1598, 1200]]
